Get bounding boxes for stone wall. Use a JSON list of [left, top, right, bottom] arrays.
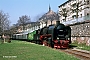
[[71, 22, 90, 46]]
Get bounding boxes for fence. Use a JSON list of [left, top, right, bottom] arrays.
[[62, 15, 90, 25]]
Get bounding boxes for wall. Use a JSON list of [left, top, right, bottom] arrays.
[[71, 22, 90, 46]]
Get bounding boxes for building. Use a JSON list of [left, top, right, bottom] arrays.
[[58, 0, 90, 25], [11, 22, 40, 34], [39, 5, 59, 28], [58, 0, 90, 45]]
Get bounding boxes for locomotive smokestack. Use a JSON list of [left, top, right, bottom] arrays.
[[45, 21, 47, 27], [56, 21, 60, 27]]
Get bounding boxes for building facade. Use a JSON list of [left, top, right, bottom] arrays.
[[58, 0, 90, 46], [58, 0, 90, 25], [13, 22, 40, 34]]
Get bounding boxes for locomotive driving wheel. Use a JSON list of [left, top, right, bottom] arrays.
[[43, 40, 48, 46]]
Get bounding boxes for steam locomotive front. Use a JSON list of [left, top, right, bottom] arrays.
[[56, 24, 66, 40], [53, 21, 70, 48]]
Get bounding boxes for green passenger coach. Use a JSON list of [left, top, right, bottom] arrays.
[[27, 30, 36, 41]]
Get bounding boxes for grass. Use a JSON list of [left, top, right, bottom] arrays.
[[70, 42, 90, 51], [0, 40, 79, 60]]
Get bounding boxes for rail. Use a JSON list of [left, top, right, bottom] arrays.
[[60, 48, 90, 60]]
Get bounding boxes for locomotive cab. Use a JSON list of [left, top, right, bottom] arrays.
[[39, 26, 51, 45], [47, 25, 55, 39]]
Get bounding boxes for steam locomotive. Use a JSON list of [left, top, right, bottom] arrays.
[[12, 21, 71, 48]]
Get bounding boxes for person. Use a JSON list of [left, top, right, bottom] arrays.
[[1, 35, 4, 43]]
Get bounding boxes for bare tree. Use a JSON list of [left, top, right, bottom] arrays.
[[0, 10, 10, 35], [17, 15, 31, 30], [10, 24, 19, 34]]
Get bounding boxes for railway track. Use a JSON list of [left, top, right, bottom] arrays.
[[60, 48, 90, 60]]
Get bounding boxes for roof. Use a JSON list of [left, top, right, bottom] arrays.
[[39, 6, 59, 22], [58, 0, 72, 8]]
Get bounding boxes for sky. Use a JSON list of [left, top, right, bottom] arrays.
[[0, 0, 67, 25]]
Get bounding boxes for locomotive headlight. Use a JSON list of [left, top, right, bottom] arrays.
[[68, 38, 70, 40], [57, 37, 59, 39], [59, 30, 63, 31]]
